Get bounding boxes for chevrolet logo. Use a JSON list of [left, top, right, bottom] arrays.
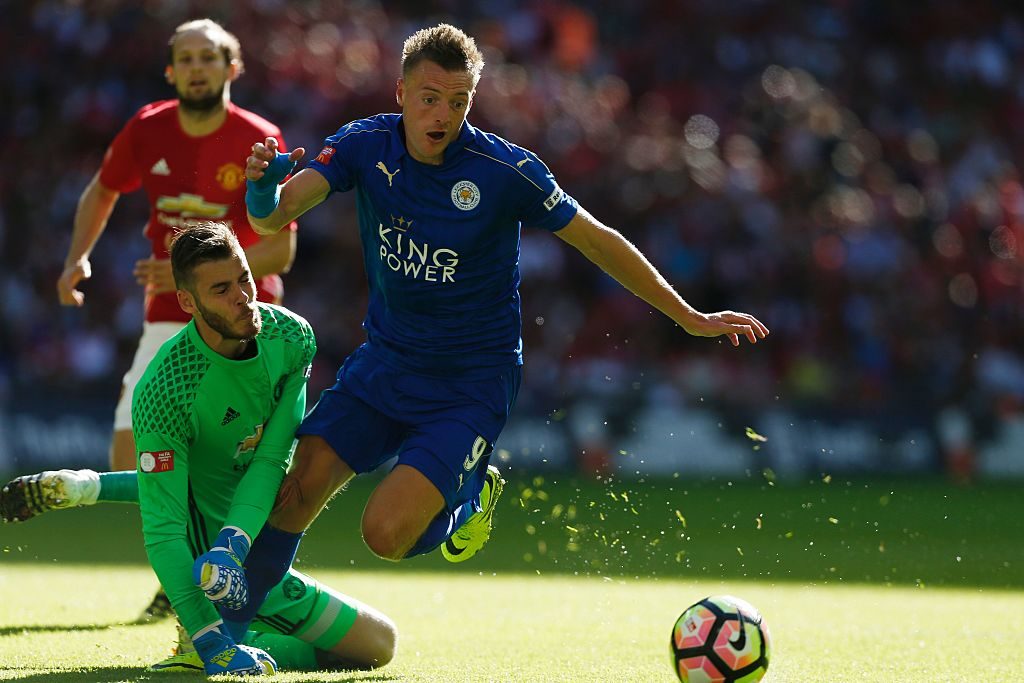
[[155, 193, 228, 218]]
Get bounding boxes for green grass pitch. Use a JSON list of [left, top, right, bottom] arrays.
[[1, 474, 1023, 680]]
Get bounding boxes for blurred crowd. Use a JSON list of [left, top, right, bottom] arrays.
[[3, 0, 1024, 473]]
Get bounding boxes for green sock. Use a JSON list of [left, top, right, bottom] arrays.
[[244, 631, 319, 671], [97, 471, 139, 503]]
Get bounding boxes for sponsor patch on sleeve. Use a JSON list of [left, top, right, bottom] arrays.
[[315, 146, 336, 164], [543, 185, 564, 211], [140, 450, 175, 473]]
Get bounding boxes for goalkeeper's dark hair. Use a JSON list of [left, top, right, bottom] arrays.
[[401, 24, 484, 87], [170, 222, 242, 292], [168, 18, 244, 76]]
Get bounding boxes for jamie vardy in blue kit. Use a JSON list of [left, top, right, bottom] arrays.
[[216, 23, 769, 634]]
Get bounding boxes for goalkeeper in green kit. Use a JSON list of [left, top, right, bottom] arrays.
[[1, 222, 395, 675]]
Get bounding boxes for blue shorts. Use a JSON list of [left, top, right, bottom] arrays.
[[297, 344, 522, 511]]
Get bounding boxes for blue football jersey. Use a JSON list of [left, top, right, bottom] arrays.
[[308, 114, 578, 379]]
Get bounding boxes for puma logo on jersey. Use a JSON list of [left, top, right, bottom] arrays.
[[150, 158, 171, 176], [516, 157, 532, 168], [376, 161, 400, 187]]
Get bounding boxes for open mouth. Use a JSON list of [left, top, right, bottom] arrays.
[[426, 131, 445, 142]]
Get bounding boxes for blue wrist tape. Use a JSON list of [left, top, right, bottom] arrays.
[[245, 181, 281, 219], [245, 152, 296, 218]]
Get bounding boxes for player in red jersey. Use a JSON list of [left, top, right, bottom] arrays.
[[54, 18, 297, 619]]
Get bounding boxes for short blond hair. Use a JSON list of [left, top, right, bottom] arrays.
[[401, 24, 484, 86]]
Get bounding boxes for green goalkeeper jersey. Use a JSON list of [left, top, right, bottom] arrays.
[[132, 303, 316, 636]]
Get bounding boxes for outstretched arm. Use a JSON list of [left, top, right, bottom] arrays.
[[245, 137, 328, 235], [555, 207, 769, 346]]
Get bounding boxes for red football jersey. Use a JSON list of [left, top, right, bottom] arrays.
[[99, 100, 296, 323]]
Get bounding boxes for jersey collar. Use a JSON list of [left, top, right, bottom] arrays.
[[186, 318, 262, 366]]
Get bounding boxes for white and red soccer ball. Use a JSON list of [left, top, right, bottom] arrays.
[[671, 595, 771, 683]]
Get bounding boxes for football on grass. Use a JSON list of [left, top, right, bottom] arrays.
[[670, 595, 771, 682]]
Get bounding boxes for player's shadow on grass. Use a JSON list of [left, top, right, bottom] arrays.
[[0, 622, 116, 636], [4, 667, 403, 682]]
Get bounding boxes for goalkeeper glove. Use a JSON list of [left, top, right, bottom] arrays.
[[193, 526, 250, 611], [192, 623, 277, 676]]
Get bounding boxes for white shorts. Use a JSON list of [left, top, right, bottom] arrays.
[[113, 321, 186, 431]]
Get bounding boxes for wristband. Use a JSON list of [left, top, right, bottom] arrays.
[[245, 151, 296, 218], [245, 180, 281, 218]]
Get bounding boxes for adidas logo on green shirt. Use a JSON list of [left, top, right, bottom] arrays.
[[220, 407, 241, 426]]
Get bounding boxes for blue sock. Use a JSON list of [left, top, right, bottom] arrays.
[[220, 616, 248, 642], [220, 524, 303, 626], [404, 498, 477, 558]]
